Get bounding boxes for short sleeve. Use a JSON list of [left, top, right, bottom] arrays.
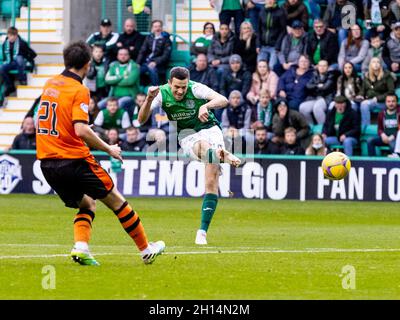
[[192, 82, 216, 100], [150, 92, 163, 110], [72, 87, 90, 124]]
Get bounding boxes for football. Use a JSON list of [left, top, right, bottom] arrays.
[[321, 152, 351, 180]]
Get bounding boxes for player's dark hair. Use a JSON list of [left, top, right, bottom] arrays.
[[63, 41, 92, 70], [170, 67, 190, 81], [255, 126, 267, 133], [7, 26, 18, 36], [92, 44, 104, 51]]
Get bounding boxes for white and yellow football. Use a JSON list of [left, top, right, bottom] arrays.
[[321, 152, 351, 180]]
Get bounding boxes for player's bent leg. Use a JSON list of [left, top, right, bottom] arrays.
[[100, 187, 165, 264], [196, 164, 220, 245], [71, 195, 100, 266], [192, 140, 241, 167]]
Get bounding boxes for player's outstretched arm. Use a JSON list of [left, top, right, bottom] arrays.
[[74, 122, 123, 161], [198, 90, 228, 123], [138, 86, 159, 125]]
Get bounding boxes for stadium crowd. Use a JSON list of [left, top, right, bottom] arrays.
[[9, 0, 400, 157]]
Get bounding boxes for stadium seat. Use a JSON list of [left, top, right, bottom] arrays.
[[0, 0, 22, 18], [360, 124, 378, 156]]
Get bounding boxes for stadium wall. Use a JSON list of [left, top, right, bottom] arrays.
[[1, 152, 400, 202], [67, 0, 101, 42]]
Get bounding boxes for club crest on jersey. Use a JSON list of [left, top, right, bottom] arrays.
[[186, 99, 195, 109], [80, 103, 89, 113], [165, 103, 173, 108], [0, 155, 22, 194]]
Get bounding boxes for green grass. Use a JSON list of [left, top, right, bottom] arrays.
[[0, 194, 400, 300]]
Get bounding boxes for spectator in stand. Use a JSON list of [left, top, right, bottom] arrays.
[[282, 0, 309, 32], [88, 97, 100, 125], [280, 127, 305, 155], [209, 0, 244, 36], [106, 128, 121, 146], [338, 23, 369, 72], [132, 93, 152, 134], [137, 20, 172, 86], [389, 0, 400, 24], [322, 95, 360, 156], [363, 0, 392, 40], [362, 31, 386, 74], [86, 19, 119, 62], [257, 0, 287, 70], [94, 97, 131, 140], [246, 0, 267, 31], [307, 19, 339, 67], [189, 53, 219, 92], [191, 22, 216, 57], [305, 134, 328, 156], [277, 54, 313, 111], [368, 93, 400, 156], [10, 117, 36, 150], [116, 18, 145, 61], [359, 57, 396, 126], [252, 89, 275, 137], [299, 59, 336, 125], [221, 90, 252, 138], [333, 61, 363, 111], [126, 0, 152, 32], [271, 97, 310, 147], [277, 20, 308, 75], [254, 126, 280, 154], [223, 126, 247, 155], [233, 21, 258, 73], [220, 54, 252, 101], [121, 127, 147, 152], [207, 23, 236, 80], [0, 27, 36, 99], [383, 21, 400, 74], [99, 47, 140, 117], [85, 45, 109, 101], [247, 60, 279, 107], [323, 0, 352, 45]]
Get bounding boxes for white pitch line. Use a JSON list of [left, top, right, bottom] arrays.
[[1, 248, 400, 260]]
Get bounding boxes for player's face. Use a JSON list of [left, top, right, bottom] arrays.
[[386, 96, 398, 111], [285, 132, 296, 145], [107, 101, 119, 114], [169, 78, 189, 101]]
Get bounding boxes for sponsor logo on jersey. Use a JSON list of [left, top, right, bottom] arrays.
[[80, 103, 89, 113], [0, 155, 22, 194]]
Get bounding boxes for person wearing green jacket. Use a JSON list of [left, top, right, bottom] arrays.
[[98, 47, 140, 117]]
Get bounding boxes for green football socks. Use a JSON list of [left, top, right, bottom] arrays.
[[200, 193, 218, 232]]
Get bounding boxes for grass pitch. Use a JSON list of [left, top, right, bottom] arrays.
[[0, 194, 399, 300]]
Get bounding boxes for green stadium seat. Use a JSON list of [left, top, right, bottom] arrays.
[[311, 124, 323, 135], [360, 124, 378, 156], [0, 0, 22, 18]]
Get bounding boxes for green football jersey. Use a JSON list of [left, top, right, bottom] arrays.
[[158, 81, 220, 138]]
